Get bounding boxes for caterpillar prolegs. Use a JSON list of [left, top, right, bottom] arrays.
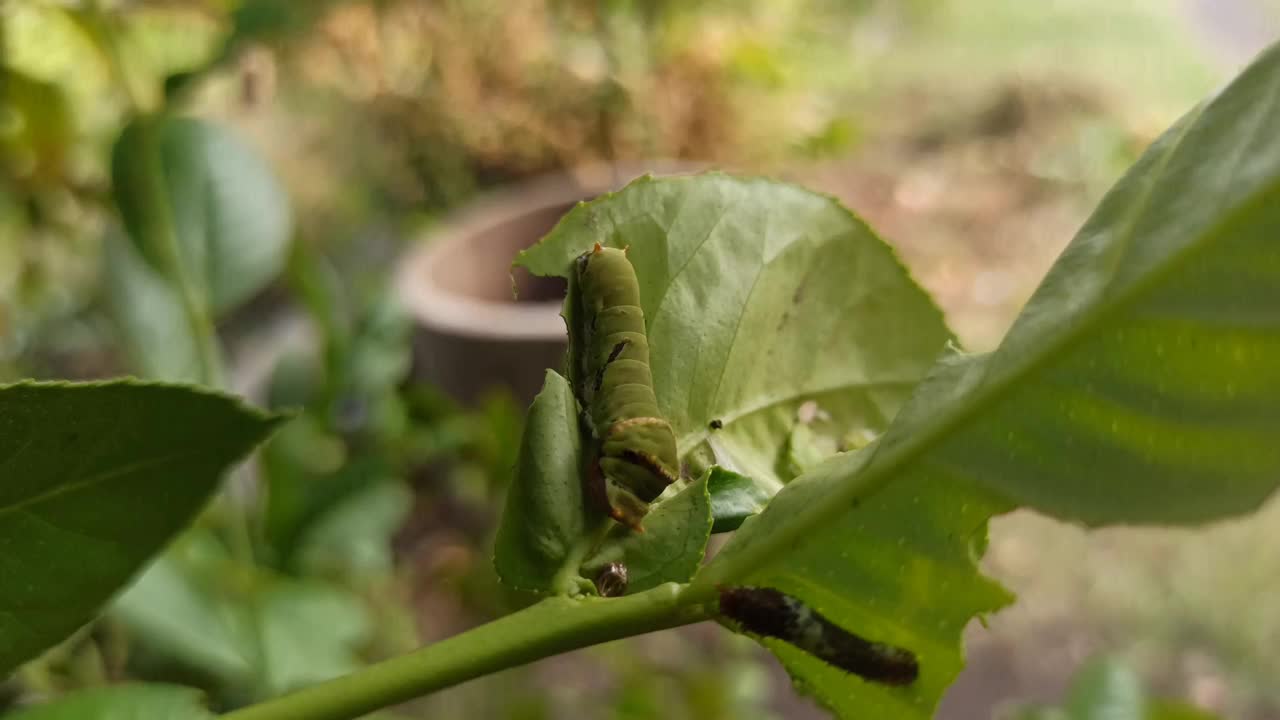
[[576, 244, 679, 531]]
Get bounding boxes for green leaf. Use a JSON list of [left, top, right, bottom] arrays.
[[515, 173, 951, 494], [103, 229, 206, 383], [4, 684, 213, 720], [493, 371, 593, 595], [852, 40, 1280, 526], [113, 530, 371, 698], [255, 581, 370, 696], [699, 41, 1280, 719], [0, 70, 74, 186], [582, 473, 712, 594], [706, 467, 769, 533], [112, 115, 291, 315], [710, 447, 1013, 718], [112, 539, 258, 682], [1015, 658, 1221, 720], [1145, 701, 1220, 720], [0, 381, 281, 678], [295, 481, 413, 582], [1064, 657, 1146, 720]]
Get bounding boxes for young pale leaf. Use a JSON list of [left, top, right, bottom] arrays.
[[700, 41, 1280, 719], [706, 467, 770, 533], [516, 174, 950, 496], [493, 371, 593, 594], [0, 381, 282, 677], [582, 472, 711, 594], [112, 115, 291, 314], [3, 684, 213, 720]]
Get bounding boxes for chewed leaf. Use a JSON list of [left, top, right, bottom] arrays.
[[699, 40, 1280, 720], [516, 173, 951, 504]]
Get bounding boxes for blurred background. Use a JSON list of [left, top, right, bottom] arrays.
[[2, 1, 1279, 718]]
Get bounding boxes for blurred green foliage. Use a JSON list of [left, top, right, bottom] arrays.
[[4, 1, 1278, 719], [1013, 657, 1220, 720]]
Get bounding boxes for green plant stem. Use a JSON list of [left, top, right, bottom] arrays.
[[131, 116, 225, 387], [551, 519, 612, 595], [221, 583, 710, 720], [89, 1, 222, 386]]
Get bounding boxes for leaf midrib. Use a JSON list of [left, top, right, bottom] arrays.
[[0, 447, 215, 520]]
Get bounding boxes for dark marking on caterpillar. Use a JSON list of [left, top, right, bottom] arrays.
[[606, 340, 630, 364], [618, 447, 680, 483], [576, 244, 680, 531], [594, 340, 631, 393], [708, 419, 724, 430], [718, 586, 918, 686], [594, 562, 629, 597]]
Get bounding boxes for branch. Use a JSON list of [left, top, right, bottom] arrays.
[[221, 583, 711, 720]]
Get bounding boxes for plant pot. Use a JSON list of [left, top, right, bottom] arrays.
[[395, 163, 698, 405]]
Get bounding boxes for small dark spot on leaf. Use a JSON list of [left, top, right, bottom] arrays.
[[709, 419, 723, 430]]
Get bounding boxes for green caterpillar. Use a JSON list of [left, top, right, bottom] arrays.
[[576, 243, 679, 531]]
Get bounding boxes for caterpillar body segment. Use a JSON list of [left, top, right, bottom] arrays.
[[576, 244, 679, 530]]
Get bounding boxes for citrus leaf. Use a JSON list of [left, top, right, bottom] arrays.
[[706, 467, 769, 533], [103, 229, 207, 383], [4, 684, 213, 720], [1146, 701, 1221, 720], [515, 173, 950, 494], [493, 371, 592, 594], [113, 530, 371, 698], [0, 381, 282, 676], [112, 115, 291, 315], [295, 480, 413, 582], [582, 472, 711, 594], [699, 41, 1280, 719], [711, 446, 1013, 717]]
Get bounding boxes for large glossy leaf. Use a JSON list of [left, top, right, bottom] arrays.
[[112, 115, 291, 315], [4, 684, 213, 720], [516, 174, 951, 492], [699, 41, 1280, 718], [0, 381, 281, 677]]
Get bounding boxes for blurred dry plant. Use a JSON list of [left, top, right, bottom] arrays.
[[258, 0, 884, 212]]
